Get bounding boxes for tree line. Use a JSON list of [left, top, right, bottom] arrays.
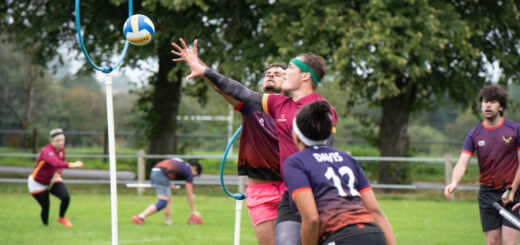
[[1, 0, 520, 183]]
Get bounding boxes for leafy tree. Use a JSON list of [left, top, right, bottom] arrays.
[[1, 0, 279, 169], [262, 0, 520, 183]]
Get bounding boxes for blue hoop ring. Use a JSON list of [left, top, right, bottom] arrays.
[[220, 126, 246, 200], [75, 0, 132, 73]]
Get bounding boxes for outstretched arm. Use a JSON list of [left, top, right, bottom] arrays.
[[172, 38, 263, 110], [202, 77, 241, 108]]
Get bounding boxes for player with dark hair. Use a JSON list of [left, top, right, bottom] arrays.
[[172, 38, 337, 244], [445, 85, 520, 245], [202, 63, 285, 245], [284, 100, 395, 245], [28, 128, 84, 227], [132, 158, 202, 226]]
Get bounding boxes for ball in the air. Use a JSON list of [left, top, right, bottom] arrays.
[[187, 215, 203, 225], [123, 14, 155, 46]]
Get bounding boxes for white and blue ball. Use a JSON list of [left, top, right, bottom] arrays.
[[123, 14, 155, 46]]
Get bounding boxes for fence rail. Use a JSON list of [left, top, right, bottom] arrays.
[[0, 151, 480, 193]]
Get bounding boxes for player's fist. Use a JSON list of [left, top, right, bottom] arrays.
[[444, 183, 457, 199], [74, 161, 83, 168], [502, 188, 514, 205]]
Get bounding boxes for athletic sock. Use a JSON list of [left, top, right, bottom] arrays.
[[139, 214, 145, 219], [165, 221, 172, 226]]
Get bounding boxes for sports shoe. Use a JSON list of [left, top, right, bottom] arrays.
[[57, 217, 73, 228], [132, 215, 144, 225]]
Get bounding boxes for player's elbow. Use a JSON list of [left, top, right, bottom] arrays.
[[302, 214, 320, 228], [366, 205, 384, 218]]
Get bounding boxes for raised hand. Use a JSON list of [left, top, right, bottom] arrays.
[[171, 38, 206, 80]]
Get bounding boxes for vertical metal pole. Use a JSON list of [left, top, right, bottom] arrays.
[[234, 199, 243, 245], [32, 128, 38, 161], [137, 149, 145, 195], [105, 73, 118, 244], [444, 153, 453, 185]]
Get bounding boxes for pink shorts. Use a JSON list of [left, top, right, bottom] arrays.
[[245, 180, 284, 227]]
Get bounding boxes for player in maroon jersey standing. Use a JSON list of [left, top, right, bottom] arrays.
[[445, 85, 520, 245], [172, 38, 337, 244], [28, 128, 84, 227], [202, 63, 285, 245]]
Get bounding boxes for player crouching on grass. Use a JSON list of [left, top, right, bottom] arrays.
[[132, 158, 202, 226], [28, 128, 84, 227], [283, 101, 396, 245], [445, 85, 520, 245]]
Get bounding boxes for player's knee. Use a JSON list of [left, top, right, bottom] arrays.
[[60, 195, 70, 202], [275, 221, 301, 245], [154, 199, 168, 211]]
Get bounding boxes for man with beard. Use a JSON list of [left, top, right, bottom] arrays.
[[202, 63, 285, 245]]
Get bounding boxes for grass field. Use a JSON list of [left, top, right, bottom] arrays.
[[0, 183, 491, 245]]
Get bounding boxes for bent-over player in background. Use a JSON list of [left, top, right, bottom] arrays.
[[132, 158, 202, 226]]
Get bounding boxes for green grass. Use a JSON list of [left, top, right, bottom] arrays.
[[0, 183, 256, 245], [0, 183, 493, 245]]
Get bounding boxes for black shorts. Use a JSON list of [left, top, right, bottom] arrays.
[[323, 223, 385, 245], [276, 191, 301, 224], [478, 185, 520, 232]]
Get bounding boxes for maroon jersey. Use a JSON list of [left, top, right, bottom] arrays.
[[462, 118, 520, 189], [262, 93, 338, 173], [236, 102, 281, 181], [154, 158, 194, 184], [31, 144, 70, 185]]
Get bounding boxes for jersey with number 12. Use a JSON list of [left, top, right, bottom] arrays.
[[283, 145, 375, 241]]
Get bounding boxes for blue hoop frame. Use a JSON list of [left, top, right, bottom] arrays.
[[75, 0, 132, 73], [220, 126, 246, 200]]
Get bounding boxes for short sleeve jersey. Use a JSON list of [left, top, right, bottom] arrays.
[[236, 103, 281, 181], [284, 145, 375, 242], [262, 93, 338, 173], [462, 118, 520, 189], [154, 158, 194, 184], [31, 144, 69, 185]]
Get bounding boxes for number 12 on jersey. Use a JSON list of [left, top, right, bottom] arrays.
[[324, 166, 360, 197]]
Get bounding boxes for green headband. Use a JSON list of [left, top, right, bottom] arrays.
[[290, 58, 320, 86]]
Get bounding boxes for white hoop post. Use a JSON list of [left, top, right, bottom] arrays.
[[233, 199, 243, 245], [104, 73, 119, 244]]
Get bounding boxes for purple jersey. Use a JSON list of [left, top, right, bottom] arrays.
[[462, 118, 520, 189], [284, 146, 375, 242], [154, 158, 194, 184], [262, 93, 338, 174], [236, 103, 281, 181]]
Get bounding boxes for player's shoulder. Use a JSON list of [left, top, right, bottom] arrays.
[[266, 93, 290, 103], [467, 122, 484, 135], [41, 144, 52, 153], [285, 151, 307, 166], [503, 119, 520, 128]]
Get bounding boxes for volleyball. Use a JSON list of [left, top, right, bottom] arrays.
[[123, 14, 155, 46]]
